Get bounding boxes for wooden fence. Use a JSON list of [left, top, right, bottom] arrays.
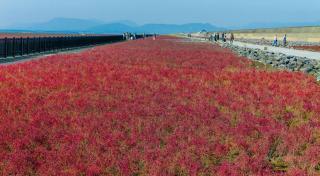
[[0, 34, 148, 58]]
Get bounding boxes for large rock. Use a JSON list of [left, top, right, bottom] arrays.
[[300, 65, 314, 73]]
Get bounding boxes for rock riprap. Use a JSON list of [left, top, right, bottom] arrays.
[[220, 42, 320, 75]]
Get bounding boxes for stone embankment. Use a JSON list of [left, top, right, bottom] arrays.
[[220, 42, 320, 75], [184, 35, 320, 77]]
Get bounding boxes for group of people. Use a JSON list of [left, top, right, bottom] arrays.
[[208, 32, 235, 43], [272, 34, 287, 47], [152, 33, 157, 40], [208, 32, 287, 47], [123, 32, 138, 40], [188, 31, 289, 48], [123, 33, 157, 40]]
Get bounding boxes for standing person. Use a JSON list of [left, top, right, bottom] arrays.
[[221, 33, 225, 42], [210, 34, 214, 42], [124, 32, 127, 40], [230, 33, 235, 43], [153, 33, 157, 40], [283, 34, 287, 46], [130, 33, 134, 40], [273, 35, 278, 46]]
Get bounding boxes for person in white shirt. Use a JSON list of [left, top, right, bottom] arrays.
[[272, 35, 278, 46]]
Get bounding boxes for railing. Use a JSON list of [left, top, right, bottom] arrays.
[[0, 34, 149, 59]]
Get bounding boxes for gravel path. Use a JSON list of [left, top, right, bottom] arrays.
[[232, 41, 320, 60]]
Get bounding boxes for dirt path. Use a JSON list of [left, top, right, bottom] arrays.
[[232, 41, 320, 60]]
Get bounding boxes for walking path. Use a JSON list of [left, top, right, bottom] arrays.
[[232, 41, 320, 60], [185, 36, 320, 60]]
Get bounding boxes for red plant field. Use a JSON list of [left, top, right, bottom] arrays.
[[293, 45, 320, 52], [1, 36, 320, 175]]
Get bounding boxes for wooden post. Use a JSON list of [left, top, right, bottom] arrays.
[[44, 37, 47, 52], [12, 37, 16, 58], [39, 37, 41, 53], [20, 37, 23, 56], [32, 37, 37, 54], [26, 37, 29, 55], [4, 37, 7, 58]]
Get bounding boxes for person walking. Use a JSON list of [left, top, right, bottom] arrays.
[[210, 34, 214, 42], [230, 33, 235, 43], [272, 35, 278, 46], [223, 33, 227, 42], [283, 34, 287, 46], [124, 32, 127, 40]]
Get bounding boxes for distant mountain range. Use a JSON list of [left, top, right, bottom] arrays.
[[6, 18, 223, 34], [4, 18, 320, 34], [88, 23, 223, 34]]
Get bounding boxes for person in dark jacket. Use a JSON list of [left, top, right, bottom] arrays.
[[222, 33, 226, 42], [283, 34, 287, 46]]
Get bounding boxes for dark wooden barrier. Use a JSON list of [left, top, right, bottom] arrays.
[[0, 34, 148, 58]]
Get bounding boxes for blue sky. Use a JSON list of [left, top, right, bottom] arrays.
[[0, 0, 319, 27]]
